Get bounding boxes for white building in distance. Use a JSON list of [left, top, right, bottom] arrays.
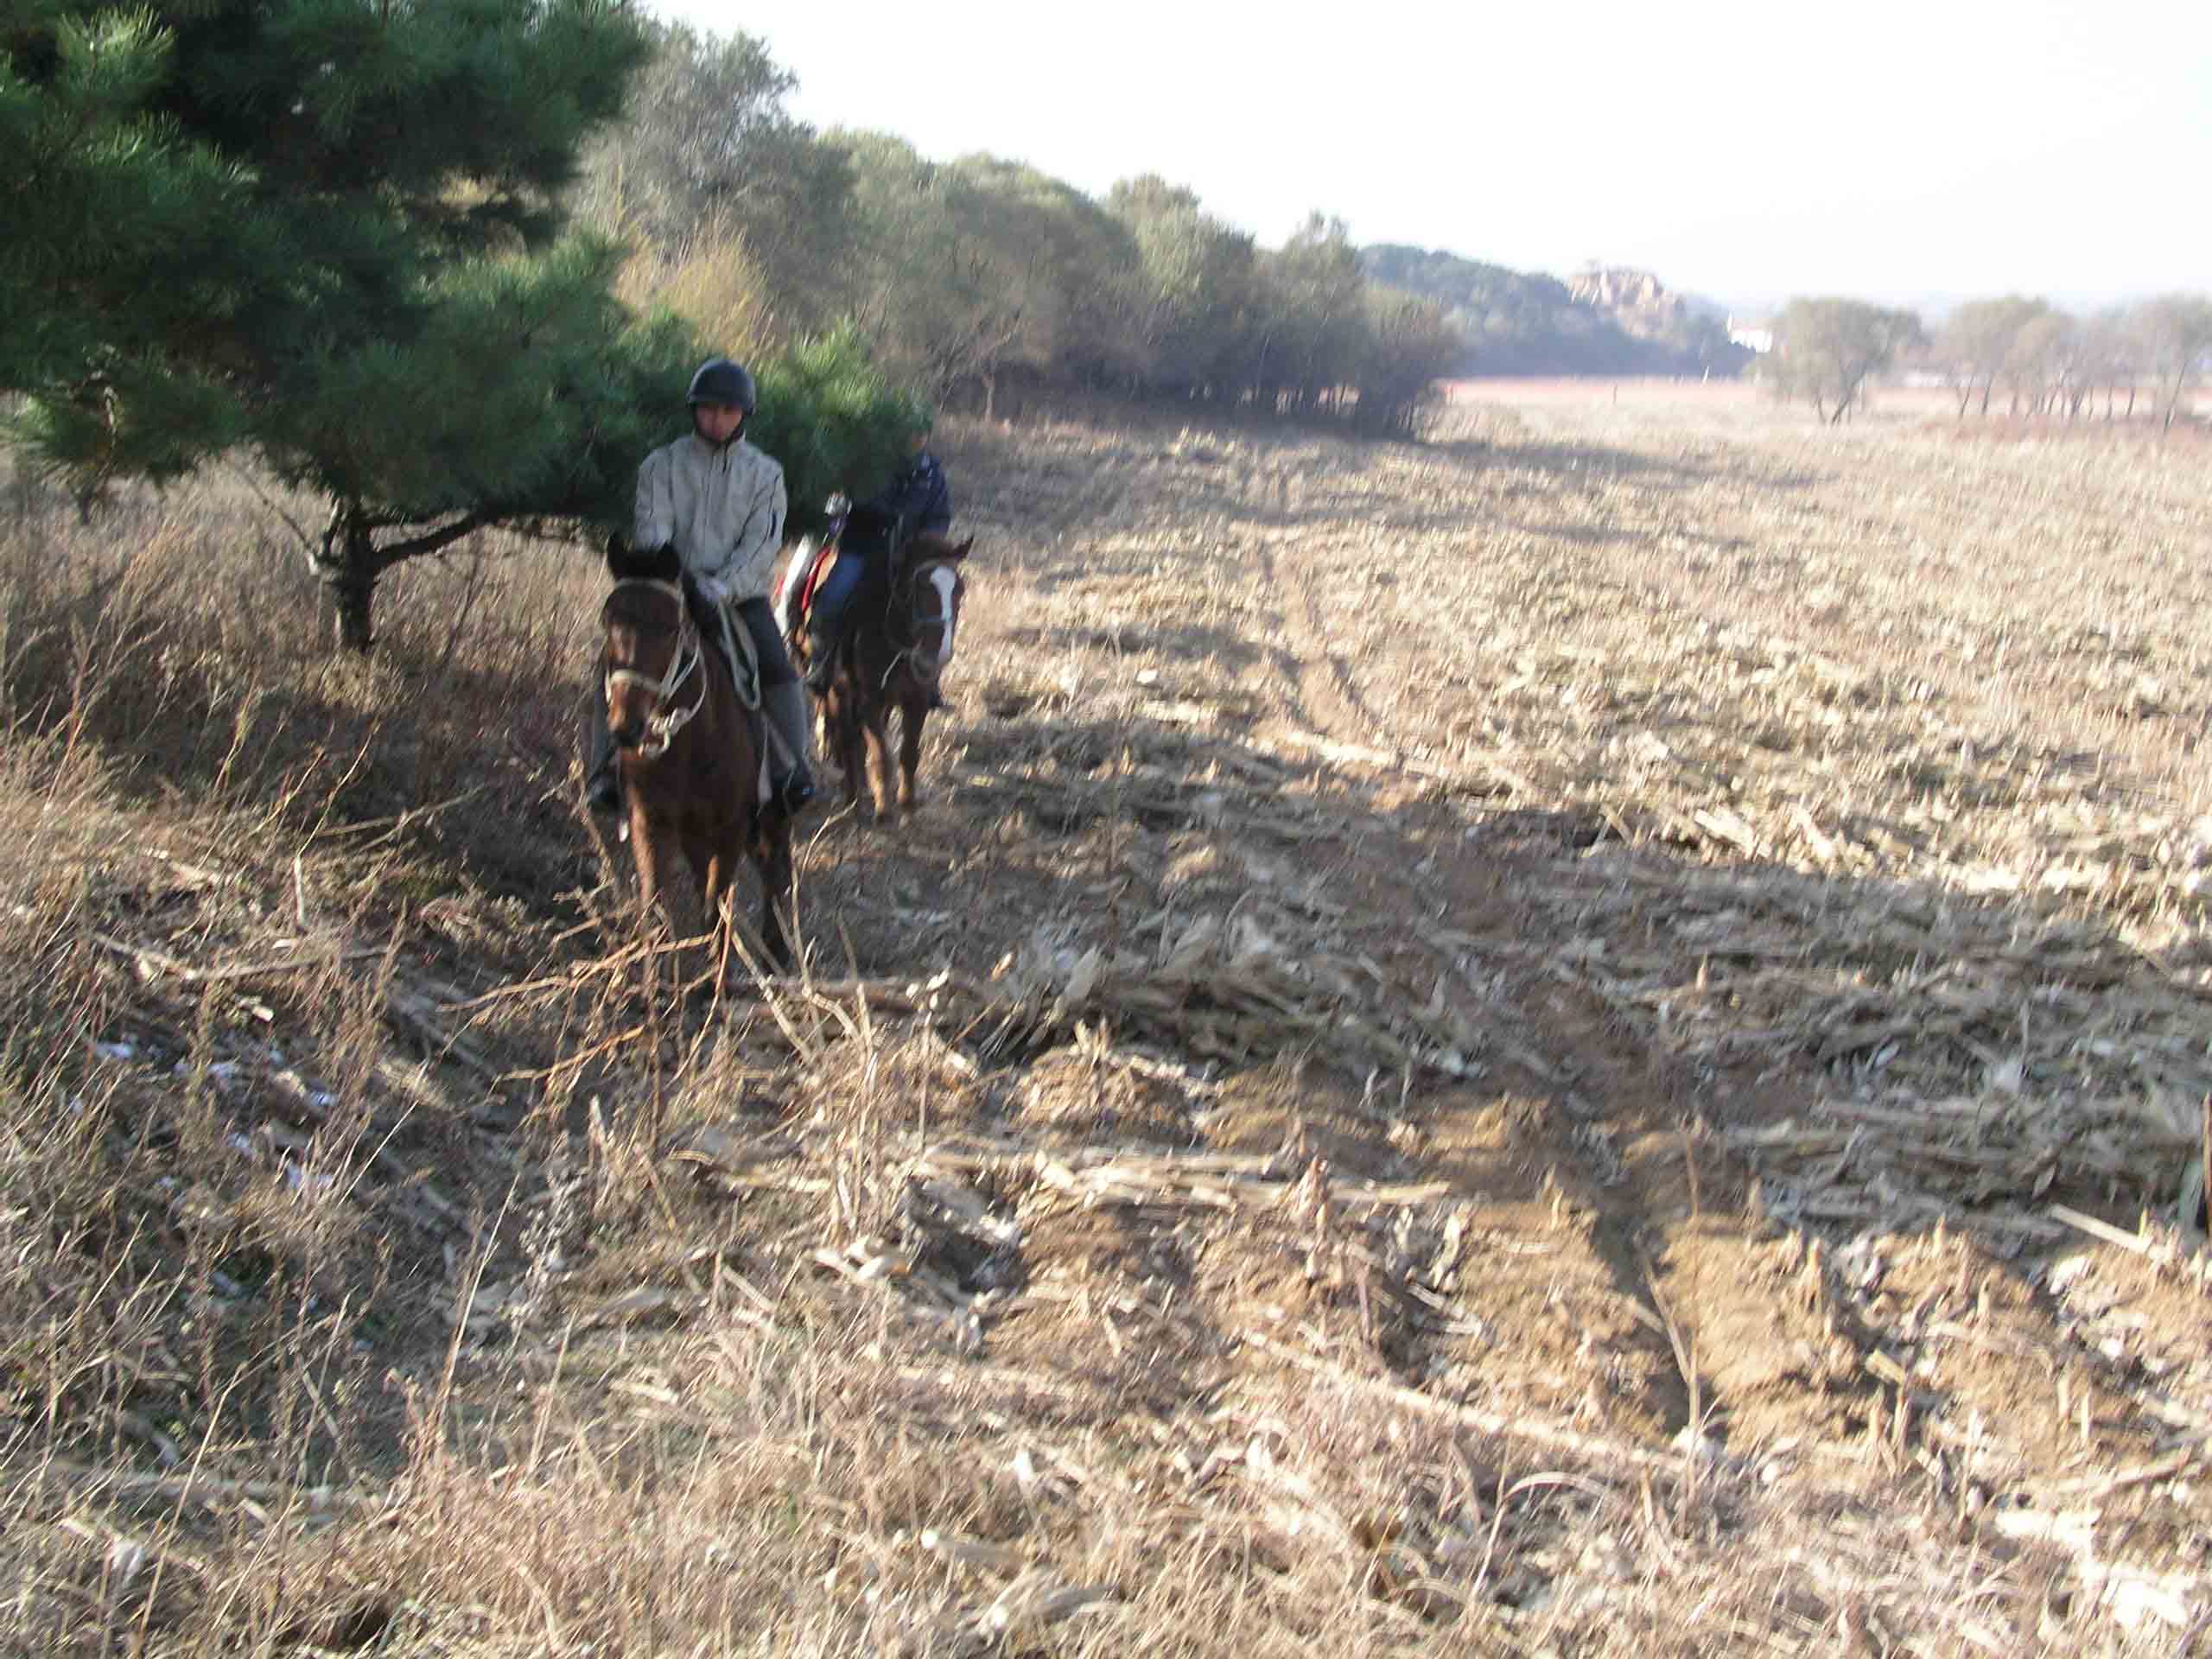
[[1728, 316, 1775, 354]]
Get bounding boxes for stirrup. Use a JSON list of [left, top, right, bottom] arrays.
[[775, 769, 817, 814]]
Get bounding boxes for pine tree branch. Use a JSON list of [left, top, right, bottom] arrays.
[[221, 460, 317, 556], [370, 508, 507, 572]]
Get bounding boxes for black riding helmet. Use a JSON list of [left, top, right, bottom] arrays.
[[686, 357, 757, 412]]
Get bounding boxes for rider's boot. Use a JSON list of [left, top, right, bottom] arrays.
[[763, 681, 817, 813], [582, 695, 620, 813], [584, 759, 620, 815]]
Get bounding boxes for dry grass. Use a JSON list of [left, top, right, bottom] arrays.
[[2, 388, 2209, 1656]]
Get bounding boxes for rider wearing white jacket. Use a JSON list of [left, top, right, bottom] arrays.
[[634, 416, 787, 608], [586, 357, 817, 815]]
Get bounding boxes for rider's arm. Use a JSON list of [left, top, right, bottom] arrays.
[[914, 458, 951, 536], [634, 444, 677, 553]]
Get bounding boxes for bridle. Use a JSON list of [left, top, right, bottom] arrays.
[[891, 555, 962, 690], [605, 579, 705, 759]]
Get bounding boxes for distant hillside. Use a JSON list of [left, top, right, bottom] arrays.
[[1361, 245, 1753, 378]]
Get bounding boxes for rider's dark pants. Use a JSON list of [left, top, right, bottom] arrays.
[[806, 555, 863, 642], [732, 596, 798, 688]]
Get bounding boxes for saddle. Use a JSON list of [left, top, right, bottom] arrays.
[[681, 576, 762, 711], [678, 574, 777, 810], [790, 504, 907, 662]]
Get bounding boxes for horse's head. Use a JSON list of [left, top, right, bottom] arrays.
[[605, 532, 683, 586], [600, 546, 702, 759], [903, 534, 972, 680]]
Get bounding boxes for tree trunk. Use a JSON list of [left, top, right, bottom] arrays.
[[313, 501, 381, 654], [311, 499, 499, 657], [331, 562, 378, 653]]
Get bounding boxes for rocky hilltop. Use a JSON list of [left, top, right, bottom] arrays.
[[1568, 264, 1692, 337]]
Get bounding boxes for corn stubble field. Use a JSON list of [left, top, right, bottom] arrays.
[[3, 381, 2209, 1656]]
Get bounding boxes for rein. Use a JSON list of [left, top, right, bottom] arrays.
[[606, 579, 706, 758], [885, 559, 955, 690]]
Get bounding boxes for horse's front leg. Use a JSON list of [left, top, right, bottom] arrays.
[[696, 835, 734, 969], [753, 817, 795, 972], [627, 808, 682, 993], [827, 689, 867, 817], [629, 802, 664, 914], [863, 709, 899, 825], [896, 700, 929, 814]]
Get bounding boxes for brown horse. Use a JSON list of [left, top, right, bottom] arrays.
[[790, 513, 973, 825], [599, 539, 794, 969]]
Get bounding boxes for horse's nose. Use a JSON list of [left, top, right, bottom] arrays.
[[610, 719, 645, 751]]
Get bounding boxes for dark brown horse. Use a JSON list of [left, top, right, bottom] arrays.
[[790, 517, 973, 825], [599, 540, 794, 968]]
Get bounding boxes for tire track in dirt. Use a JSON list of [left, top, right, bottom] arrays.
[[1244, 456, 1374, 746], [1227, 447, 1732, 1444], [957, 417, 1814, 1456], [1300, 804, 1715, 1441], [1282, 531, 1391, 741], [1246, 539, 1333, 739], [877, 415, 2211, 1616]]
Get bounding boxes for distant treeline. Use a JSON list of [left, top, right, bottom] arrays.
[[579, 23, 1740, 435], [1360, 247, 1754, 379], [1748, 294, 2212, 429]]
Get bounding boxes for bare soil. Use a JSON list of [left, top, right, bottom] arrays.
[[4, 383, 2209, 1655]]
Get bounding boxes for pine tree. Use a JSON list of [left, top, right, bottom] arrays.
[[2, 0, 690, 649]]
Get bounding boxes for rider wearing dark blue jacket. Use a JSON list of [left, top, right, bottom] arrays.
[[802, 422, 952, 692], [876, 446, 952, 540]]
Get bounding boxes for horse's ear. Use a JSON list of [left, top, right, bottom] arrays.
[[607, 536, 681, 582]]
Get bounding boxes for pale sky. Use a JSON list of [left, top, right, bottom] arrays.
[[657, 0, 2210, 314]]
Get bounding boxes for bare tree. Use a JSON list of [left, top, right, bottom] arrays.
[[2133, 295, 2212, 431], [1934, 296, 2047, 417], [2076, 308, 2141, 420], [2005, 310, 2077, 418], [1769, 299, 1925, 425]]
